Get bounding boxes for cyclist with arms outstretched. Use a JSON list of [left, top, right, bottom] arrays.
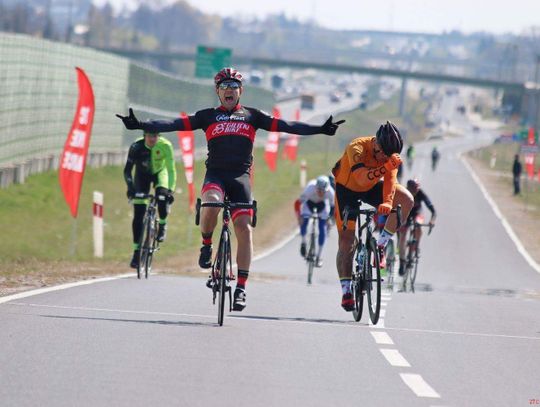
[[397, 178, 436, 276], [332, 121, 414, 311], [124, 130, 176, 269], [117, 67, 345, 311]]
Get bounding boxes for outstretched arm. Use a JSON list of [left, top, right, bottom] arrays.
[[116, 108, 200, 133], [257, 110, 345, 136]]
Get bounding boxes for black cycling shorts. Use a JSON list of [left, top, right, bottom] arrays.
[[335, 181, 384, 230]]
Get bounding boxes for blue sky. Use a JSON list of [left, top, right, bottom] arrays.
[[96, 0, 540, 35]]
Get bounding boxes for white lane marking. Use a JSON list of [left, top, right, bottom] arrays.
[[5, 302, 540, 341], [370, 331, 394, 345], [400, 374, 441, 398], [381, 301, 388, 307], [380, 348, 410, 367], [0, 274, 134, 305], [380, 309, 386, 317], [461, 155, 540, 274]]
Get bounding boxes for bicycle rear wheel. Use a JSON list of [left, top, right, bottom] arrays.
[[217, 232, 229, 326], [366, 237, 382, 324], [307, 233, 316, 284], [410, 252, 419, 285], [385, 239, 395, 285]]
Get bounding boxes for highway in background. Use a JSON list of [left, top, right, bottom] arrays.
[[1, 88, 539, 406]]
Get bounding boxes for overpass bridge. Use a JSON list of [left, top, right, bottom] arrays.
[[104, 48, 534, 125]]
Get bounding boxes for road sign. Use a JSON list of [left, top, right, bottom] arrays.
[[195, 46, 232, 79]]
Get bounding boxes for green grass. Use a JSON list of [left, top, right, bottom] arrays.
[[0, 146, 331, 265], [471, 142, 540, 208]]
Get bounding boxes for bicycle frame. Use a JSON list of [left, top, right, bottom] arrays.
[[195, 197, 257, 326], [403, 221, 432, 290]]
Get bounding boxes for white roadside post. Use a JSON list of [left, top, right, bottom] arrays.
[[300, 159, 307, 187], [93, 191, 104, 258]]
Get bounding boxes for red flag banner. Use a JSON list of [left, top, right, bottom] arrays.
[[178, 112, 196, 211], [264, 106, 282, 171], [525, 153, 535, 179], [59, 67, 95, 218]]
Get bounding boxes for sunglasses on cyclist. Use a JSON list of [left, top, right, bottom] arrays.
[[218, 81, 241, 90]]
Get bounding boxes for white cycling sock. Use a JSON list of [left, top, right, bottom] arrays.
[[340, 279, 352, 295], [377, 228, 394, 247]]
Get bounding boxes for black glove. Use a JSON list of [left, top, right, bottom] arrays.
[[167, 190, 175, 204], [321, 115, 346, 136], [116, 108, 142, 130], [127, 185, 135, 200]]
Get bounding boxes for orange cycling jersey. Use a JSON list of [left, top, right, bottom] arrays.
[[332, 136, 398, 206]]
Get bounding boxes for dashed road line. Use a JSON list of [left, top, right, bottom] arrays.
[[379, 348, 411, 367], [400, 373, 441, 398], [370, 331, 394, 345]]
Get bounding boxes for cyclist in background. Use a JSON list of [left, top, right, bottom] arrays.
[[296, 175, 335, 267], [333, 121, 414, 311], [397, 178, 436, 276], [431, 146, 440, 171], [406, 144, 415, 170], [117, 67, 345, 311], [124, 130, 176, 269]]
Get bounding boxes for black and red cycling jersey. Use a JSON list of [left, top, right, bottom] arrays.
[[141, 104, 324, 172]]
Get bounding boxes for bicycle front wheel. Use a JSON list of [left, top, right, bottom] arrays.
[[137, 215, 150, 279], [307, 233, 316, 284], [217, 232, 229, 326], [144, 218, 157, 279], [366, 237, 381, 325]]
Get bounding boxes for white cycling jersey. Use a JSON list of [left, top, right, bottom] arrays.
[[300, 179, 335, 219]]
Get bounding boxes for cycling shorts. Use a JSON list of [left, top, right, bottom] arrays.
[[201, 168, 252, 221], [133, 169, 169, 205], [335, 181, 384, 231]]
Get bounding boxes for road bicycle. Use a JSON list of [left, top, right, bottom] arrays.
[[402, 219, 433, 291], [342, 202, 401, 324], [304, 208, 319, 285], [134, 193, 160, 279], [195, 197, 257, 326]]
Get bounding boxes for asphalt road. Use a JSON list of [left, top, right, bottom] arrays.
[[1, 89, 540, 406]]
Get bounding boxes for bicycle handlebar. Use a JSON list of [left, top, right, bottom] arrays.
[[195, 199, 258, 227], [341, 204, 402, 231]]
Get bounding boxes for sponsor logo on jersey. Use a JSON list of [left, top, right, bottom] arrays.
[[206, 122, 256, 142]]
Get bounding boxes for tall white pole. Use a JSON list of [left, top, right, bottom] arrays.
[[93, 191, 104, 258]]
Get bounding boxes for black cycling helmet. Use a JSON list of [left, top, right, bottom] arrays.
[[214, 67, 243, 86], [376, 121, 403, 156], [406, 178, 420, 193]]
